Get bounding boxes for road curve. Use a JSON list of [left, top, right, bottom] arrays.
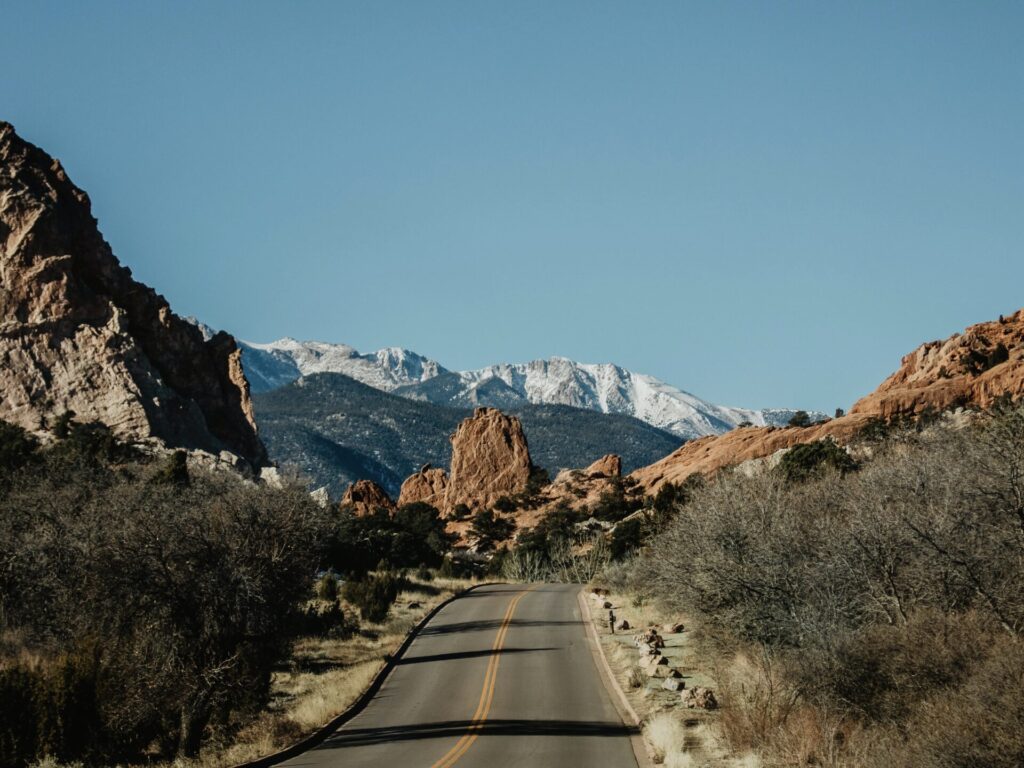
[[280, 583, 639, 768]]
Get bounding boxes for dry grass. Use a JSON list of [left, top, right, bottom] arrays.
[[664, 752, 697, 768], [645, 712, 688, 764]]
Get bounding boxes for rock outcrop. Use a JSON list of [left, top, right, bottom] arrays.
[[632, 309, 1024, 492], [398, 464, 450, 509], [395, 408, 533, 516], [0, 122, 265, 466], [584, 453, 621, 478], [341, 479, 396, 516], [445, 407, 533, 513], [849, 309, 1024, 419]]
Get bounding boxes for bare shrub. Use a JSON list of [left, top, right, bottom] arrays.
[[635, 405, 1024, 765], [0, 441, 331, 763], [644, 712, 687, 763], [627, 665, 646, 689]]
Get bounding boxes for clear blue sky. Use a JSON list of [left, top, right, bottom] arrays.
[[3, 2, 1021, 413]]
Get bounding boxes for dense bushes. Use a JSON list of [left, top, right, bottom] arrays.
[[469, 508, 516, 551], [635, 407, 1024, 765], [0, 420, 332, 765], [329, 501, 454, 574], [776, 438, 856, 482]]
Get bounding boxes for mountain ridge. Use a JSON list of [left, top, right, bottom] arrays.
[[237, 335, 822, 440]]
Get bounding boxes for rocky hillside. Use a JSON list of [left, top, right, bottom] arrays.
[[252, 372, 683, 497], [237, 336, 821, 439], [632, 308, 1024, 492], [0, 122, 265, 467]]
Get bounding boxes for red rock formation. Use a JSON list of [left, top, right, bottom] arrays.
[[395, 408, 534, 517], [341, 479, 396, 516], [0, 121, 265, 466], [584, 454, 621, 478], [632, 309, 1024, 492], [445, 407, 532, 512], [398, 464, 449, 509], [850, 309, 1024, 418]]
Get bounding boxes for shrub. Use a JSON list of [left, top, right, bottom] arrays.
[[592, 478, 644, 523], [0, 419, 38, 473], [151, 449, 189, 486], [609, 517, 645, 560], [525, 465, 550, 496], [636, 406, 1024, 765], [644, 712, 687, 763], [315, 572, 339, 601], [0, 665, 42, 768], [493, 496, 516, 513], [627, 665, 646, 689], [777, 439, 855, 482], [342, 573, 400, 623], [328, 503, 453, 575], [469, 509, 516, 552], [294, 601, 347, 637], [0, 446, 330, 762], [787, 410, 811, 427]]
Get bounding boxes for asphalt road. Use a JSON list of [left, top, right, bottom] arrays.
[[280, 582, 639, 768]]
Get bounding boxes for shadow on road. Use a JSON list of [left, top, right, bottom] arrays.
[[317, 718, 637, 749], [397, 646, 558, 665], [420, 619, 584, 636]]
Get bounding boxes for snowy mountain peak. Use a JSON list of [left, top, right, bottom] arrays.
[[239, 338, 449, 394], [195, 320, 821, 441], [450, 358, 816, 440]]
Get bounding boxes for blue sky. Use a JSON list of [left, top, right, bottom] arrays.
[[3, 1, 1021, 413]]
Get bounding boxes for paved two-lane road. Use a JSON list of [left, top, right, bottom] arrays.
[[281, 583, 639, 768]]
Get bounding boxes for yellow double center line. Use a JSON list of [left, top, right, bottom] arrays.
[[430, 585, 535, 768]]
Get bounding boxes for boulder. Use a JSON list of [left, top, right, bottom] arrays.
[[663, 622, 685, 634], [616, 619, 630, 631], [662, 677, 686, 692], [584, 454, 622, 478], [680, 687, 718, 710], [398, 465, 449, 509], [342, 479, 397, 517]]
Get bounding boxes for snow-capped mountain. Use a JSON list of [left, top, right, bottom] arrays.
[[240, 338, 448, 394], [233, 336, 820, 440], [447, 358, 813, 439]]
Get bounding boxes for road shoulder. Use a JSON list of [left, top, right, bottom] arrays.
[[577, 587, 653, 768]]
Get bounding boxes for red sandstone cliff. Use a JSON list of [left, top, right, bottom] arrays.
[[0, 121, 265, 466]]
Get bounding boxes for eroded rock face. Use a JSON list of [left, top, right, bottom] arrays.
[[632, 309, 1024, 492], [398, 464, 449, 509], [584, 453, 621, 478], [445, 407, 532, 512], [341, 479, 396, 516], [850, 309, 1024, 419], [0, 121, 265, 466]]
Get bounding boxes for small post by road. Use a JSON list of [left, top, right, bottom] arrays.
[[608, 608, 616, 634]]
